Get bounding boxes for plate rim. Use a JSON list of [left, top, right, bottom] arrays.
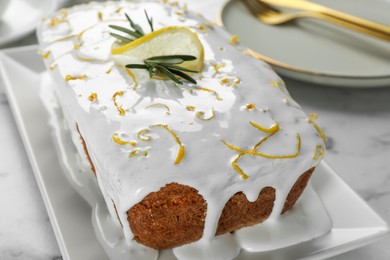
[[1, 45, 389, 260], [0, 0, 59, 47], [216, 0, 390, 87]]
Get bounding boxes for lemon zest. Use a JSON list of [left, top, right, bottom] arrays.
[[114, 7, 123, 13], [145, 103, 171, 115], [196, 109, 215, 121], [229, 35, 239, 45], [137, 129, 152, 142], [65, 74, 87, 81], [253, 131, 277, 151], [112, 133, 137, 146], [232, 76, 240, 87], [250, 121, 280, 134], [125, 68, 138, 88], [49, 63, 57, 70], [307, 116, 326, 143], [49, 34, 77, 45], [48, 17, 66, 27], [98, 11, 103, 21], [88, 93, 98, 102], [76, 55, 108, 63], [269, 79, 285, 88], [246, 104, 256, 110], [106, 65, 115, 74], [209, 62, 225, 76], [112, 91, 126, 116], [129, 148, 149, 158], [186, 105, 196, 111], [313, 145, 324, 160], [222, 133, 301, 159], [151, 124, 185, 164], [232, 154, 248, 180], [219, 77, 229, 85], [39, 50, 51, 59], [309, 113, 318, 120], [195, 87, 222, 101]]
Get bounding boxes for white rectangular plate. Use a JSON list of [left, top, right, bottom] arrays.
[[1, 45, 388, 260]]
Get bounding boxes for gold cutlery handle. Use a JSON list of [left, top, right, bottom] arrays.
[[261, 0, 390, 41]]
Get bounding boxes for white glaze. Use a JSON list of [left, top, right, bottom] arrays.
[[40, 71, 331, 260], [37, 1, 328, 259]]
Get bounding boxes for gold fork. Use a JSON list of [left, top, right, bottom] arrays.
[[242, 0, 390, 41]]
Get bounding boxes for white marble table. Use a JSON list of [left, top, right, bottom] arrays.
[[1, 1, 390, 259]]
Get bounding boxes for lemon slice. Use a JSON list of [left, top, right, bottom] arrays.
[[111, 26, 204, 74]]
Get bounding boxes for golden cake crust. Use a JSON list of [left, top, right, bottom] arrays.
[[128, 169, 314, 249]]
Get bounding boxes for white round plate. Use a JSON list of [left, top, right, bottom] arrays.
[[0, 0, 58, 47], [219, 0, 390, 87]]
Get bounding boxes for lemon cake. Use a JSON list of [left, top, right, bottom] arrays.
[[37, 0, 326, 255]]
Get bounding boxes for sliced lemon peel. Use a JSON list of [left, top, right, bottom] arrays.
[[112, 26, 195, 54], [112, 133, 137, 146], [145, 103, 171, 115], [151, 124, 185, 164]]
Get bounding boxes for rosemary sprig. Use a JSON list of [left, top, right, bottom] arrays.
[[109, 11, 154, 43], [144, 10, 154, 32], [125, 55, 198, 85]]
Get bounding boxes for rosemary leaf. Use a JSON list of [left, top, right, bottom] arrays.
[[144, 10, 154, 32], [146, 55, 196, 61], [125, 64, 149, 69], [109, 25, 142, 39], [109, 33, 133, 43], [125, 13, 144, 36], [167, 68, 197, 84], [146, 58, 184, 64], [155, 65, 183, 84], [125, 55, 199, 85]]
